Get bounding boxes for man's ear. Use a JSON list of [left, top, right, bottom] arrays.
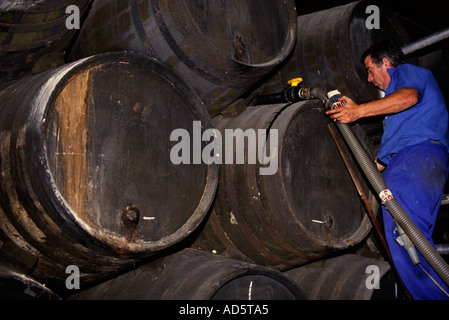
[[382, 57, 393, 68]]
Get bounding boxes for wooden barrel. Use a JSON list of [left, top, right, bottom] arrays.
[[0, 52, 218, 285], [68, 0, 298, 117], [69, 248, 304, 300], [249, 0, 409, 104], [192, 101, 373, 270], [283, 254, 404, 300], [0, 266, 60, 300], [0, 0, 92, 89]]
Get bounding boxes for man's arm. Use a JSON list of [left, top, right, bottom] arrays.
[[325, 88, 419, 123]]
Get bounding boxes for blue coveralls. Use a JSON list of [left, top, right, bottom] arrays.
[[378, 63, 449, 300]]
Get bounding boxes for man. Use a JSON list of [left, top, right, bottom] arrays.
[[326, 40, 449, 299]]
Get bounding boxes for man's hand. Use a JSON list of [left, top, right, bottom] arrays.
[[326, 88, 419, 124], [325, 96, 361, 123]]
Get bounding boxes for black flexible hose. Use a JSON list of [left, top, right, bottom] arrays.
[[250, 86, 302, 105]]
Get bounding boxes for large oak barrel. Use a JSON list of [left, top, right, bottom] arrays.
[[193, 101, 373, 270], [0, 0, 92, 89], [68, 0, 297, 117], [0, 266, 60, 300], [0, 52, 218, 285], [249, 1, 409, 104], [69, 248, 304, 300], [283, 254, 404, 300]]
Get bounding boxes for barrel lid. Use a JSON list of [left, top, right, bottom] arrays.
[[33, 52, 218, 256], [274, 101, 372, 249]]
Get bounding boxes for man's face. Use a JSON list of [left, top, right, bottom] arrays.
[[364, 55, 391, 91]]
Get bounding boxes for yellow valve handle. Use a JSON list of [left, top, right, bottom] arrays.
[[287, 77, 303, 87]]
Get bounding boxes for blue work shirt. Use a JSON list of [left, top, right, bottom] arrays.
[[377, 63, 449, 165]]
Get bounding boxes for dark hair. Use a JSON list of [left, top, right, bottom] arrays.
[[361, 40, 406, 67]]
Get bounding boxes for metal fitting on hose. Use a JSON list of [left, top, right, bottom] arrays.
[[297, 86, 313, 100]]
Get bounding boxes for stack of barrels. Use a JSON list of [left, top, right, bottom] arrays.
[[0, 0, 412, 300]]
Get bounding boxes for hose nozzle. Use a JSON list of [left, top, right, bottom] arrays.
[[394, 224, 421, 266]]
